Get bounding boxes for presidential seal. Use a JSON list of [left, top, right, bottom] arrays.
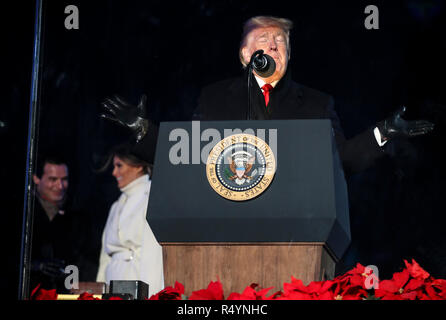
[[206, 133, 276, 201]]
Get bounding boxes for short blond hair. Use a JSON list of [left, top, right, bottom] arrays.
[[239, 16, 293, 67]]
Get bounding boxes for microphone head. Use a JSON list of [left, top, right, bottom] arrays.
[[252, 53, 276, 78]]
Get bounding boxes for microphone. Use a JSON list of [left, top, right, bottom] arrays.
[[250, 50, 276, 78]]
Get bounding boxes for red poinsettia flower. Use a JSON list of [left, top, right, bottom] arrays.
[[77, 292, 101, 300], [417, 278, 446, 300], [335, 263, 367, 280], [227, 283, 281, 300], [30, 284, 58, 300], [29, 259, 446, 301], [404, 259, 430, 280], [278, 277, 335, 300], [189, 280, 224, 300], [374, 268, 416, 300], [149, 281, 185, 300], [334, 263, 377, 289], [430, 279, 446, 299], [331, 280, 369, 300], [327, 263, 374, 300]]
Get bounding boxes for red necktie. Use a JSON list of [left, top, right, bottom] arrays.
[[262, 84, 273, 107]]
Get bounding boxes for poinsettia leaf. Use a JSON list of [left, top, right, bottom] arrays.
[[174, 281, 185, 294], [226, 292, 241, 300], [306, 281, 323, 293], [425, 285, 442, 300], [405, 279, 424, 291], [317, 291, 333, 300], [78, 292, 100, 300], [392, 269, 410, 287], [349, 274, 366, 288], [239, 286, 257, 300], [377, 280, 399, 293], [189, 280, 224, 300], [404, 259, 430, 280], [400, 291, 417, 300], [32, 288, 58, 300], [30, 284, 41, 299]]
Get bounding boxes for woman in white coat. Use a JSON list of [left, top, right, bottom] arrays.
[[96, 145, 164, 296]]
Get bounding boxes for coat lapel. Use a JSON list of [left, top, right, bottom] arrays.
[[221, 69, 305, 120]]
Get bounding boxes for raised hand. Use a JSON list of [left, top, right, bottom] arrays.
[[377, 106, 435, 141], [100, 94, 149, 142]]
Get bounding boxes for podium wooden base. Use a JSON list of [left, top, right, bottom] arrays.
[[162, 242, 337, 297]]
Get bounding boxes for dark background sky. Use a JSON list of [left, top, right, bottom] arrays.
[[2, 0, 446, 299]]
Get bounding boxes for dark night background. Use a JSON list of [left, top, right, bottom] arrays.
[[2, 0, 446, 299]]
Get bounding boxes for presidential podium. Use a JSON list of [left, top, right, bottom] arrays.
[[146, 120, 350, 296]]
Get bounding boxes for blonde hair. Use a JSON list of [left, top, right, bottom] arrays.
[[239, 16, 293, 67]]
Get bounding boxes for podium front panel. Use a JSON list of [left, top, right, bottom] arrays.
[[146, 120, 350, 259]]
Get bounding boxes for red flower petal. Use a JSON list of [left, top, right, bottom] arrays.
[[30, 284, 41, 300], [349, 274, 367, 288], [278, 291, 313, 300], [227, 284, 279, 300], [393, 269, 410, 287], [431, 279, 446, 299], [226, 292, 241, 300], [283, 278, 307, 295], [317, 291, 334, 300], [400, 291, 417, 300], [380, 293, 404, 300], [31, 287, 58, 300], [237, 286, 257, 300], [339, 285, 368, 299], [348, 263, 366, 275], [78, 292, 100, 300], [306, 281, 323, 293], [404, 259, 430, 280], [339, 293, 365, 300], [376, 280, 400, 293], [174, 281, 185, 294], [425, 284, 443, 300], [149, 282, 185, 300], [189, 280, 224, 300], [404, 279, 424, 291]]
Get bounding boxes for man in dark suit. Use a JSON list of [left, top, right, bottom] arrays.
[[101, 16, 434, 174], [30, 153, 75, 292], [30, 153, 97, 293]]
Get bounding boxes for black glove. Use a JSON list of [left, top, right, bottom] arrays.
[[31, 258, 66, 278], [100, 94, 150, 142], [377, 106, 435, 142]]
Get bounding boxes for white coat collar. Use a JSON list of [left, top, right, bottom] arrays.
[[120, 174, 150, 196]]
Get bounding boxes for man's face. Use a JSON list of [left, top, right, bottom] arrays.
[[241, 26, 290, 83], [33, 163, 69, 203]]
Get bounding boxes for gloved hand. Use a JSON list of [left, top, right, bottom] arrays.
[[377, 106, 435, 142], [31, 258, 66, 278], [100, 94, 150, 142]]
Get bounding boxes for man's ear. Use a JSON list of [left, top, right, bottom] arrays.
[[33, 174, 40, 186], [241, 47, 251, 65]]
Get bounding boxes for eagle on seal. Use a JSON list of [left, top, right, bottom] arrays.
[[227, 155, 255, 185]]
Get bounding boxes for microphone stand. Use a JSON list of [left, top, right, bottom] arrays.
[[247, 64, 253, 120], [246, 50, 264, 120]]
